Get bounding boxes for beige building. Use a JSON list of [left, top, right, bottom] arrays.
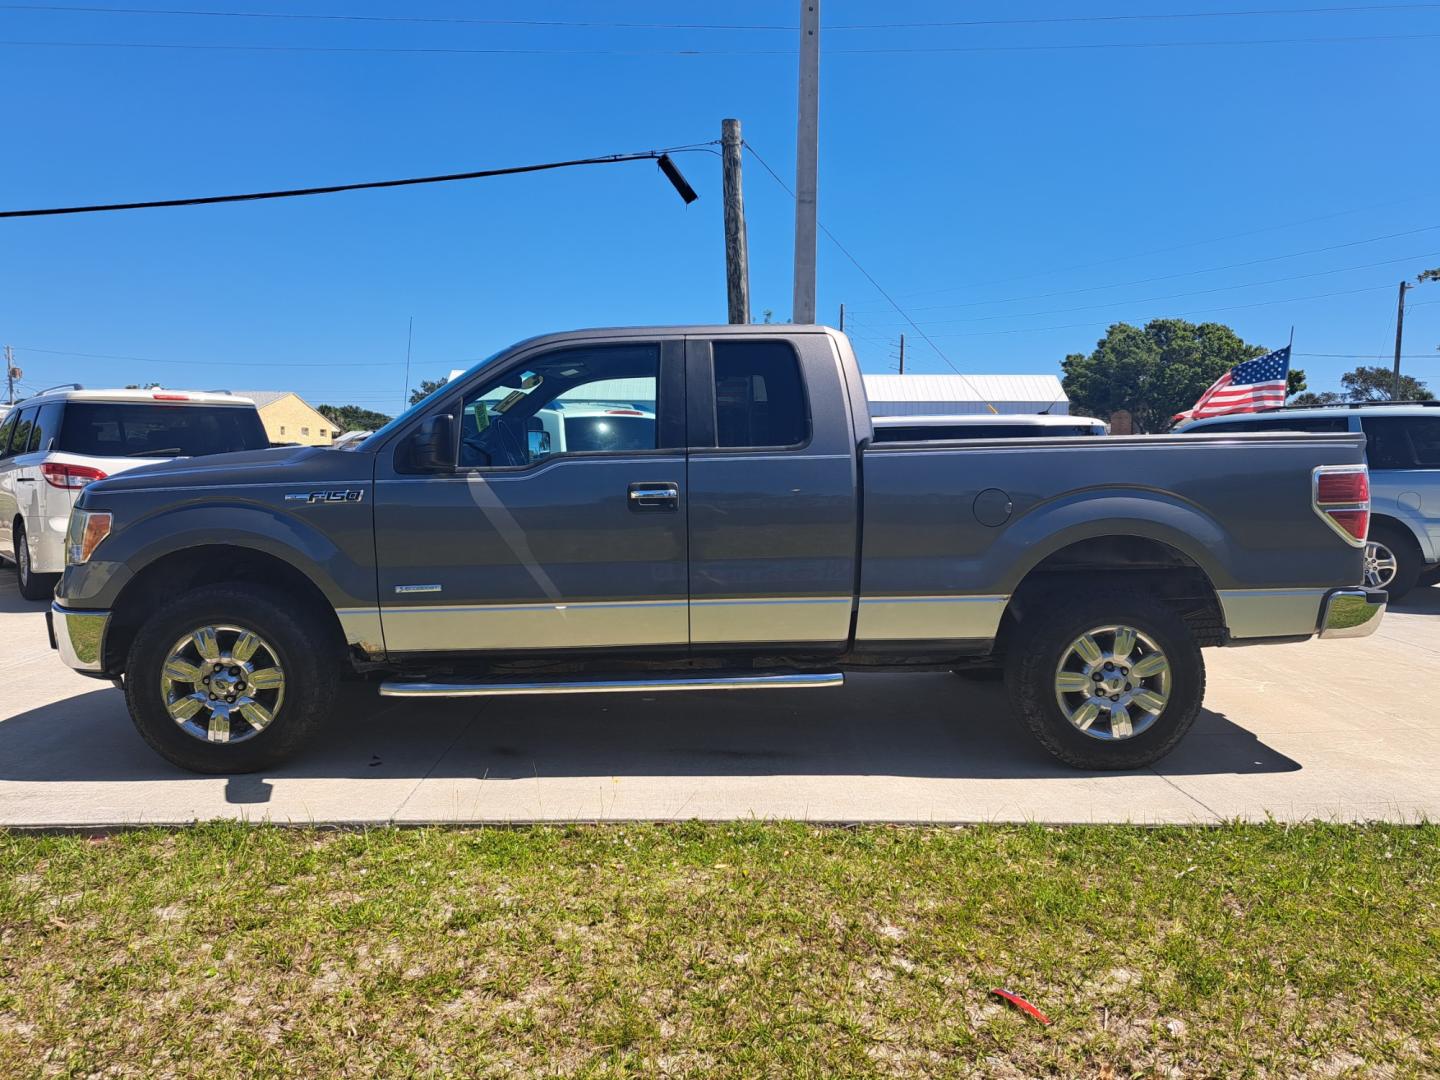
[[231, 390, 339, 446]]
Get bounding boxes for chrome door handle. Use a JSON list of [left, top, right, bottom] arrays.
[[628, 482, 679, 511]]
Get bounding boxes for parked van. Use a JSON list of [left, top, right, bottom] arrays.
[[0, 386, 269, 598]]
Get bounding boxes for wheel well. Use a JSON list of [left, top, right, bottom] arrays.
[[1368, 514, 1422, 552], [996, 536, 1225, 654], [103, 545, 345, 674]]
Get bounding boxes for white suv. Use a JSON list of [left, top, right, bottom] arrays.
[[0, 386, 270, 599]]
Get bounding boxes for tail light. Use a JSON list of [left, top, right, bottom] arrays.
[[152, 392, 190, 401], [1313, 465, 1370, 546], [42, 462, 108, 490]]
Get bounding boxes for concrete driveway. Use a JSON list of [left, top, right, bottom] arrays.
[[2, 573, 1438, 827]]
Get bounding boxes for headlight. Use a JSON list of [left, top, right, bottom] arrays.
[[66, 509, 113, 565]]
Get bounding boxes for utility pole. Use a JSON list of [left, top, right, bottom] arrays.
[[838, 303, 844, 333], [721, 118, 750, 324], [4, 345, 15, 406], [1393, 280, 1412, 400], [898, 334, 906, 375], [792, 0, 820, 324]]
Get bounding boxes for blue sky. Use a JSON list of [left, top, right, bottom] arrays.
[[4, 1, 1439, 415]]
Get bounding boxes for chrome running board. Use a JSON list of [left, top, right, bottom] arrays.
[[378, 672, 844, 698]]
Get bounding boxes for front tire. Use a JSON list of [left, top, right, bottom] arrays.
[[14, 523, 58, 601], [124, 583, 340, 773], [1005, 587, 1205, 770]]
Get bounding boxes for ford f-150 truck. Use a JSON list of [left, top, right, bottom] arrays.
[[48, 325, 1385, 774]]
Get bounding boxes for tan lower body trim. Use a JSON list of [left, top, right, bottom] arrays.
[[690, 596, 853, 644], [1218, 588, 1327, 640], [378, 599, 688, 652], [855, 595, 1009, 642]]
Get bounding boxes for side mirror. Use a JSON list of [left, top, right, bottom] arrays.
[[406, 413, 454, 471]]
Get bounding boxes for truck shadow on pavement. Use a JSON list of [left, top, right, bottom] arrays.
[[0, 674, 1299, 805]]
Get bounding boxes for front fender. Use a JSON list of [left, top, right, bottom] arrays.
[[60, 498, 375, 612]]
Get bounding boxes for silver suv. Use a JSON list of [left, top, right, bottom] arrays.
[[1176, 402, 1440, 599], [0, 386, 269, 599]]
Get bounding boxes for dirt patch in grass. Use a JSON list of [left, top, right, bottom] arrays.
[[0, 822, 1435, 1077]]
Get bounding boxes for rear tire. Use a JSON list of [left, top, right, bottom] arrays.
[[124, 583, 340, 773], [1364, 522, 1420, 601], [14, 522, 58, 601], [1005, 587, 1204, 770]]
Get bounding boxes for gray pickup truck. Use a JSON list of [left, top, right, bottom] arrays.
[[49, 325, 1384, 774]]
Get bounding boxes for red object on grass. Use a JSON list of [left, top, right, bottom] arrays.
[[990, 988, 1052, 1025]]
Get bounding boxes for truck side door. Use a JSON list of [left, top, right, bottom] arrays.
[[373, 338, 689, 656], [683, 333, 860, 654]]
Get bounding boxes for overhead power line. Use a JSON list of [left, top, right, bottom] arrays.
[[851, 223, 1440, 314], [0, 145, 712, 218], [11, 345, 407, 366], [921, 283, 1396, 340], [854, 247, 1440, 328], [744, 139, 997, 411], [3, 31, 1439, 57], [6, 3, 1439, 30]]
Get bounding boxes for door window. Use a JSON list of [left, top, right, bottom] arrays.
[[711, 340, 809, 448], [27, 403, 63, 454], [0, 412, 16, 460], [7, 408, 37, 458], [1362, 415, 1440, 469], [457, 344, 659, 469]]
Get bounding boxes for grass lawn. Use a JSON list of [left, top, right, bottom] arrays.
[[1, 823, 1436, 1077]]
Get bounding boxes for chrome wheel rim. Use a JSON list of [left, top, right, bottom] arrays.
[[1054, 624, 1171, 741], [160, 624, 286, 745], [17, 539, 29, 586], [1363, 541, 1398, 589]]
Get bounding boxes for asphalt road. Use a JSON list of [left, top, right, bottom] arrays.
[[3, 573, 1438, 827]]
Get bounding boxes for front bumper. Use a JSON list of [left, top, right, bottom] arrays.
[[1317, 587, 1386, 639], [49, 602, 110, 673]]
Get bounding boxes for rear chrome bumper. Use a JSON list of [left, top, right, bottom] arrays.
[[1317, 588, 1386, 639], [50, 602, 110, 672]]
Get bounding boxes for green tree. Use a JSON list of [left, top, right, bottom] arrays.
[[408, 377, 450, 406], [1337, 365, 1433, 402], [317, 404, 393, 432], [1288, 365, 1432, 405], [1061, 318, 1268, 432], [1287, 369, 1307, 398]]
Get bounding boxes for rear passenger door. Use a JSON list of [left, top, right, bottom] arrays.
[[684, 334, 859, 654]]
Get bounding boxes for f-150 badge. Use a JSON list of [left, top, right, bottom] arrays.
[[284, 490, 365, 504]]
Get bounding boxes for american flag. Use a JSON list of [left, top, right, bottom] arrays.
[[1174, 345, 1290, 422]]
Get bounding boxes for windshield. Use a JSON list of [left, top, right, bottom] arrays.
[[57, 403, 271, 458], [364, 347, 510, 448]]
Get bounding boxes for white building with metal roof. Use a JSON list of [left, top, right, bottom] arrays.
[[861, 374, 1068, 417]]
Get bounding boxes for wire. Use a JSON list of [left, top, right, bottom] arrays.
[[833, 3, 1440, 29], [7, 3, 1438, 30], [855, 248, 1440, 328], [850, 224, 1440, 314], [921, 283, 1395, 339], [743, 139, 998, 411], [12, 345, 405, 366], [1297, 351, 1434, 357], [0, 5, 797, 29], [0, 145, 714, 217], [3, 31, 1438, 56]]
